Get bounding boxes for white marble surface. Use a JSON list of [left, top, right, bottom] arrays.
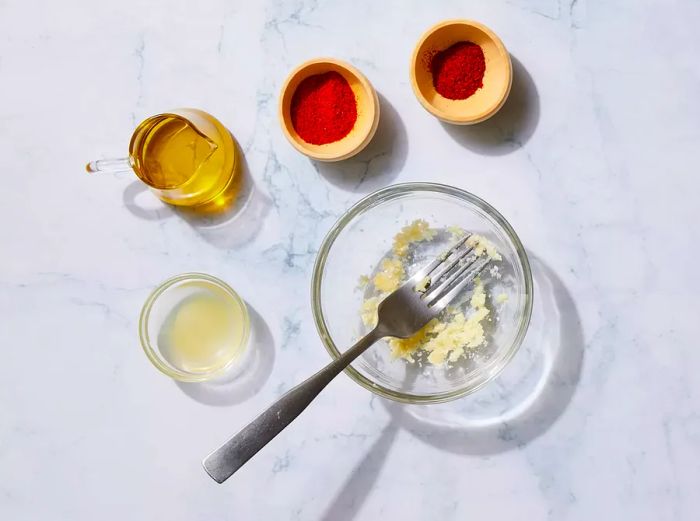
[[1, 0, 699, 519]]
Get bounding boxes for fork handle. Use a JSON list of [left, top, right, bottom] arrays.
[[202, 328, 381, 483]]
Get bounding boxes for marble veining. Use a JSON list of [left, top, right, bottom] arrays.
[[1, 0, 699, 519]]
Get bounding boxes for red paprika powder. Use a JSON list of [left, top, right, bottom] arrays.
[[430, 41, 486, 100], [291, 71, 358, 145]]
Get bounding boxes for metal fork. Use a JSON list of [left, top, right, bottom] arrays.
[[202, 234, 490, 483]]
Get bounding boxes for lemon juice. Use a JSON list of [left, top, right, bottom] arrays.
[[156, 279, 248, 375]]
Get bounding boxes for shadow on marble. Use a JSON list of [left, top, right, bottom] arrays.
[[122, 153, 271, 249], [441, 56, 539, 155], [313, 93, 407, 193], [175, 155, 272, 249], [320, 414, 400, 521], [122, 180, 174, 221], [388, 255, 583, 455], [176, 304, 275, 406]]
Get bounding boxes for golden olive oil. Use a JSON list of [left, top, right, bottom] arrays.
[[129, 109, 238, 207]]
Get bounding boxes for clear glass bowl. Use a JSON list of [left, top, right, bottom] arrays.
[[311, 183, 533, 403], [139, 273, 250, 382]]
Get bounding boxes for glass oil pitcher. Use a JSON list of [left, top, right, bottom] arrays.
[[87, 109, 239, 208]]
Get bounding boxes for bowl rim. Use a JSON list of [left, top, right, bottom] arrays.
[[410, 19, 513, 125], [311, 182, 534, 403], [278, 57, 380, 161], [138, 272, 250, 382]]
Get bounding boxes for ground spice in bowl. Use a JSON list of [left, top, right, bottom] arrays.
[[430, 41, 486, 100], [290, 71, 358, 145]]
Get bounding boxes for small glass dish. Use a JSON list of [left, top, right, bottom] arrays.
[[311, 183, 533, 403], [139, 273, 250, 382]]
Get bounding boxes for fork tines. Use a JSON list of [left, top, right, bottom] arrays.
[[413, 234, 491, 309]]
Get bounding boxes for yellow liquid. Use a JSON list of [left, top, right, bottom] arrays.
[[158, 281, 248, 374], [130, 109, 238, 208]]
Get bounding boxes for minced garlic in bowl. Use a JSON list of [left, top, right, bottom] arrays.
[[312, 183, 532, 403], [359, 221, 502, 366]]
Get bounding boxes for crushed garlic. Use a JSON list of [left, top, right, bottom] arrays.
[[358, 221, 503, 366], [389, 279, 490, 364], [392, 219, 436, 258], [466, 234, 502, 261], [414, 276, 431, 293], [357, 275, 370, 289], [372, 258, 404, 293]]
